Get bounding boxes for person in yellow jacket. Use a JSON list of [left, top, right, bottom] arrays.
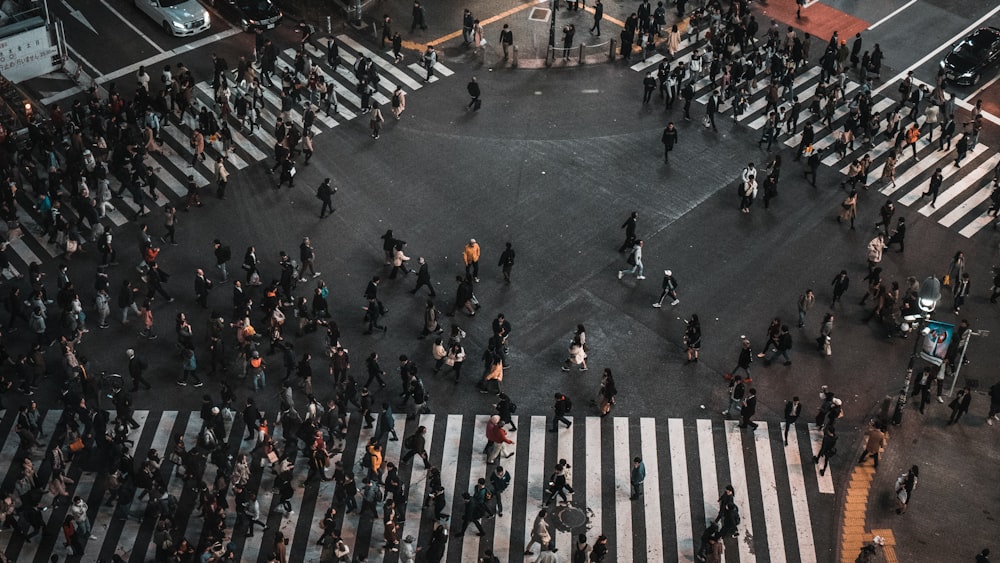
[[463, 238, 481, 282], [365, 438, 384, 482]]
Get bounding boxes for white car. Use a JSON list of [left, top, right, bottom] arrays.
[[134, 0, 211, 37]]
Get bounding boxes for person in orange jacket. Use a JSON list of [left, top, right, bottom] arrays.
[[463, 238, 481, 282]]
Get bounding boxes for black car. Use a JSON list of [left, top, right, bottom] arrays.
[[940, 26, 1000, 86], [213, 0, 283, 31]]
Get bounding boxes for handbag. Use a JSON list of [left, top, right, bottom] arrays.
[[69, 438, 84, 452], [942, 274, 951, 286]]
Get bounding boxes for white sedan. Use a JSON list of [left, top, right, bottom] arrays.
[[134, 0, 211, 37]]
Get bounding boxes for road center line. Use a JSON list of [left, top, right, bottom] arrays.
[[867, 0, 918, 30], [98, 0, 166, 53], [872, 3, 1000, 96]]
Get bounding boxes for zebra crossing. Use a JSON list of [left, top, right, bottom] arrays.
[[0, 408, 836, 562], [0, 34, 454, 281], [630, 36, 1000, 239]]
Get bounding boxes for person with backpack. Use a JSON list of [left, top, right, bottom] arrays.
[[495, 393, 517, 431], [550, 393, 573, 432]]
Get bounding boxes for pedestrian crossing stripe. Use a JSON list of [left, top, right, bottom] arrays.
[[0, 410, 834, 563], [631, 32, 1000, 239], [1, 34, 454, 277]]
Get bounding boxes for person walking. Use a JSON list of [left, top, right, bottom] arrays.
[[194, 268, 213, 309], [947, 386, 972, 425], [782, 397, 801, 445], [953, 272, 970, 314], [642, 71, 657, 104], [987, 381, 1000, 425], [812, 425, 837, 475], [400, 425, 430, 467], [126, 349, 152, 391], [391, 87, 406, 120], [763, 325, 793, 366], [370, 104, 385, 139], [422, 45, 437, 81], [653, 269, 679, 307], [617, 239, 645, 280], [894, 465, 918, 514], [739, 387, 759, 430], [524, 509, 554, 555], [921, 168, 944, 207], [213, 239, 231, 282], [497, 242, 516, 284], [838, 188, 858, 228], [561, 324, 588, 371], [467, 77, 482, 111], [316, 178, 337, 218], [629, 457, 646, 500], [857, 422, 886, 467], [730, 338, 753, 379], [500, 24, 514, 59], [409, 257, 436, 296], [722, 375, 745, 417], [550, 393, 572, 432], [463, 238, 481, 282], [590, 0, 603, 35], [214, 156, 229, 199], [886, 217, 906, 253], [797, 289, 815, 328], [619, 212, 638, 253], [489, 465, 511, 517], [661, 122, 678, 163]]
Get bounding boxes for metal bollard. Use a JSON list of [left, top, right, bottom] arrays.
[[546, 46, 553, 67], [578, 44, 585, 64], [512, 45, 519, 68], [609, 39, 617, 61]]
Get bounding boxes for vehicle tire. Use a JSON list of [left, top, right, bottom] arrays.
[[163, 21, 172, 35], [971, 73, 981, 86]]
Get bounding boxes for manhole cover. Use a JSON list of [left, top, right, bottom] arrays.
[[551, 503, 589, 532], [528, 8, 551, 21]]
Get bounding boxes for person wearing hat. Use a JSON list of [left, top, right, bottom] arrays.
[[463, 238, 481, 282], [653, 270, 680, 308], [126, 349, 152, 391]]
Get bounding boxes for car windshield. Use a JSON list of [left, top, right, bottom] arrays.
[[953, 32, 996, 59], [159, 0, 188, 6], [239, 0, 274, 11]]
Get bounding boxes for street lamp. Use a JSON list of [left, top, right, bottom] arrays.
[[892, 277, 941, 425]]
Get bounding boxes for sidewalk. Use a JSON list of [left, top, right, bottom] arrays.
[[856, 394, 1000, 561]]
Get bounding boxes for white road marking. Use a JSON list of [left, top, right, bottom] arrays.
[[98, 0, 165, 53], [613, 417, 634, 562], [724, 420, 756, 563], [867, 0, 919, 30], [782, 424, 817, 563], [753, 423, 785, 562], [668, 418, 693, 561]]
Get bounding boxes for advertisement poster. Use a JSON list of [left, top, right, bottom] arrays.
[[919, 320, 954, 366], [0, 26, 59, 83]]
